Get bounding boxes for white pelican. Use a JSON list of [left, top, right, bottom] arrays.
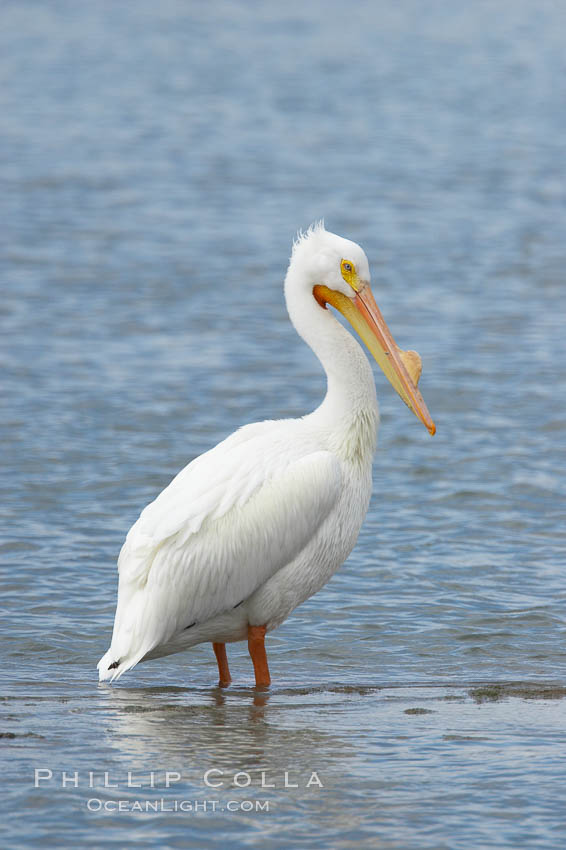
[[98, 224, 435, 687]]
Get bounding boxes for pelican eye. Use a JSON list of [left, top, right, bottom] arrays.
[[340, 259, 360, 291]]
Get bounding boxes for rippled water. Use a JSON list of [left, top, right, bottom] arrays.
[[2, 1, 566, 847]]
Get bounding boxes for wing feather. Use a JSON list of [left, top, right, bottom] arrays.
[[107, 423, 341, 665]]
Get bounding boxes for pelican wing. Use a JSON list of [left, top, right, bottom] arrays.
[[105, 421, 342, 671]]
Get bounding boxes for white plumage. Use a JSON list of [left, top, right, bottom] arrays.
[[98, 224, 434, 685]]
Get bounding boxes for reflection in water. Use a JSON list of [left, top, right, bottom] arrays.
[[91, 682, 381, 841], [98, 683, 355, 784]]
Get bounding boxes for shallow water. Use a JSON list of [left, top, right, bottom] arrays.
[[1, 1, 566, 847]]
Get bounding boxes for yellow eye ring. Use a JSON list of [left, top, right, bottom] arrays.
[[340, 259, 360, 290]]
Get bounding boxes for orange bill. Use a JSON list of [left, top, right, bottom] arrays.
[[313, 283, 436, 435]]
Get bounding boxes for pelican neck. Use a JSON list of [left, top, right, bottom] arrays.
[[284, 271, 379, 433]]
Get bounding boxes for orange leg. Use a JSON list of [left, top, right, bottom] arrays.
[[212, 642, 232, 687], [247, 624, 271, 688]]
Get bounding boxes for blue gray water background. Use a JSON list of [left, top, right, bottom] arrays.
[[1, 1, 566, 847]]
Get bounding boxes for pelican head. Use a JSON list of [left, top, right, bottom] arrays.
[[287, 223, 435, 435]]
